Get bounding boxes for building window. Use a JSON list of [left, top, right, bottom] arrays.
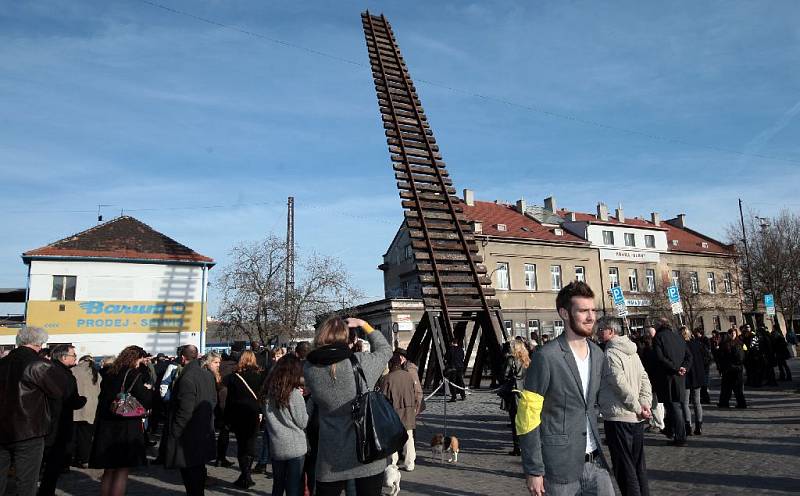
[[575, 266, 585, 283], [497, 223, 507, 232], [707, 272, 716, 294], [474, 221, 482, 233], [713, 315, 722, 331], [624, 233, 636, 247], [404, 244, 413, 260], [528, 319, 540, 335], [609, 267, 620, 288], [602, 230, 615, 245], [724, 272, 733, 293], [628, 269, 639, 292], [697, 317, 705, 332], [645, 234, 656, 248], [728, 315, 737, 327], [671, 270, 680, 289], [496, 262, 510, 290], [51, 275, 76, 301], [690, 272, 699, 293], [504, 320, 513, 334], [553, 320, 565, 336], [646, 268, 655, 293], [401, 281, 409, 297], [524, 264, 537, 290], [550, 265, 562, 290]]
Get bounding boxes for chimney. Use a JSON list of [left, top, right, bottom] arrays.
[[597, 202, 609, 221], [544, 196, 557, 212], [516, 199, 527, 214], [651, 212, 661, 226], [567, 212, 577, 222], [674, 213, 686, 228], [463, 189, 474, 206], [616, 204, 625, 223]]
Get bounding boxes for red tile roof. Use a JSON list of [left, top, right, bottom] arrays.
[[660, 223, 734, 256], [461, 201, 587, 244], [23, 216, 214, 264]]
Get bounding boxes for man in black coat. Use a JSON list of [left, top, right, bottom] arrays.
[[38, 345, 86, 496], [445, 339, 466, 402], [165, 345, 217, 496], [652, 320, 692, 446], [0, 327, 65, 496]]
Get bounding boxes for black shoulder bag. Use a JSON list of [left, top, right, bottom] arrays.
[[349, 356, 409, 464]]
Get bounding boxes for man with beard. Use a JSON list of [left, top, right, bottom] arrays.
[[517, 281, 614, 496]]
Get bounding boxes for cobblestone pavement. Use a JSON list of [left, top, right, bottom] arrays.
[[48, 359, 800, 496]]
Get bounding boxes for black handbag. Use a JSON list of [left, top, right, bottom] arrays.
[[349, 356, 409, 464]]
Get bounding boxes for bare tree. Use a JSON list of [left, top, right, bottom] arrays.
[[728, 209, 800, 332], [640, 269, 733, 332], [216, 235, 364, 345]]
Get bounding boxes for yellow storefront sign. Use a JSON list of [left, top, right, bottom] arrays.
[[23, 300, 203, 334]]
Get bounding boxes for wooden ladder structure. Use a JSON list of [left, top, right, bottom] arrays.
[[361, 11, 508, 388]]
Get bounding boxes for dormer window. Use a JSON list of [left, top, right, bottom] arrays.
[[497, 223, 507, 232], [474, 221, 482, 233], [701, 242, 709, 248], [554, 228, 563, 236], [672, 240, 679, 246]]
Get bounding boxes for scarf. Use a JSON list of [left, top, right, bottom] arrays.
[[306, 343, 353, 366]]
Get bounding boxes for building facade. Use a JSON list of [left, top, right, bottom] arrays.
[[378, 190, 742, 339], [1, 216, 215, 357]]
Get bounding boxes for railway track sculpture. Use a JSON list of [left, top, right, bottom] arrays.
[[361, 11, 508, 388]]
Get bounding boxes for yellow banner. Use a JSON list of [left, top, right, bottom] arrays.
[[23, 300, 204, 335]]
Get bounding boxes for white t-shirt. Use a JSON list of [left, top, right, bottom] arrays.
[[571, 345, 598, 454]]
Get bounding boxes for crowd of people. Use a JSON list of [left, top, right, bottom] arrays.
[[508, 281, 796, 496], [0, 316, 424, 496], [1, 295, 795, 496]]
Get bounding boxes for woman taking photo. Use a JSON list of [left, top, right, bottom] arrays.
[[89, 345, 153, 496], [264, 354, 308, 496], [304, 317, 392, 496], [224, 350, 266, 488]]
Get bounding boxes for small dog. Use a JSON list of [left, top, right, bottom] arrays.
[[430, 433, 460, 463], [382, 464, 401, 496]]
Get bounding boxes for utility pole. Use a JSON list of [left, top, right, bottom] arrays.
[[285, 197, 295, 337], [739, 199, 757, 311]]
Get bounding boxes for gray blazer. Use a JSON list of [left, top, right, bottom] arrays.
[[519, 333, 608, 483]]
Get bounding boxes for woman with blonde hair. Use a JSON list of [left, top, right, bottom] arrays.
[[682, 327, 706, 435], [304, 316, 392, 496], [501, 337, 530, 456], [224, 350, 266, 488]]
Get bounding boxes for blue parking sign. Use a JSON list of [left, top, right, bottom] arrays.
[[667, 285, 680, 304], [611, 286, 625, 306]]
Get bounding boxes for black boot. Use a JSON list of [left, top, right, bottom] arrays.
[[685, 422, 692, 436], [234, 456, 254, 489], [694, 422, 702, 436]]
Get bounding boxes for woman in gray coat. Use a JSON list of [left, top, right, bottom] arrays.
[[304, 317, 392, 496]]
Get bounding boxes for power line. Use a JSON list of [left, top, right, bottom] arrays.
[[134, 0, 800, 165]]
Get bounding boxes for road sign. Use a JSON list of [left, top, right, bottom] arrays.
[[765, 294, 776, 316], [667, 285, 681, 304], [667, 285, 683, 315], [610, 286, 627, 317]]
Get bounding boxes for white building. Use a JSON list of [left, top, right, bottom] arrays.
[[2, 216, 215, 357]]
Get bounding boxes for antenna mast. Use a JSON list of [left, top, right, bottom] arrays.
[[285, 196, 295, 335]]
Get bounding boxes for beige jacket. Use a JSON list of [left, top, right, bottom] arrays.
[[72, 361, 102, 424], [599, 335, 652, 423]]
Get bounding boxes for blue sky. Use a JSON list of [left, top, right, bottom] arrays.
[[2, 1, 799, 314]]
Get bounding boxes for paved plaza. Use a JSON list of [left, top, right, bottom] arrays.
[[45, 359, 800, 496]]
